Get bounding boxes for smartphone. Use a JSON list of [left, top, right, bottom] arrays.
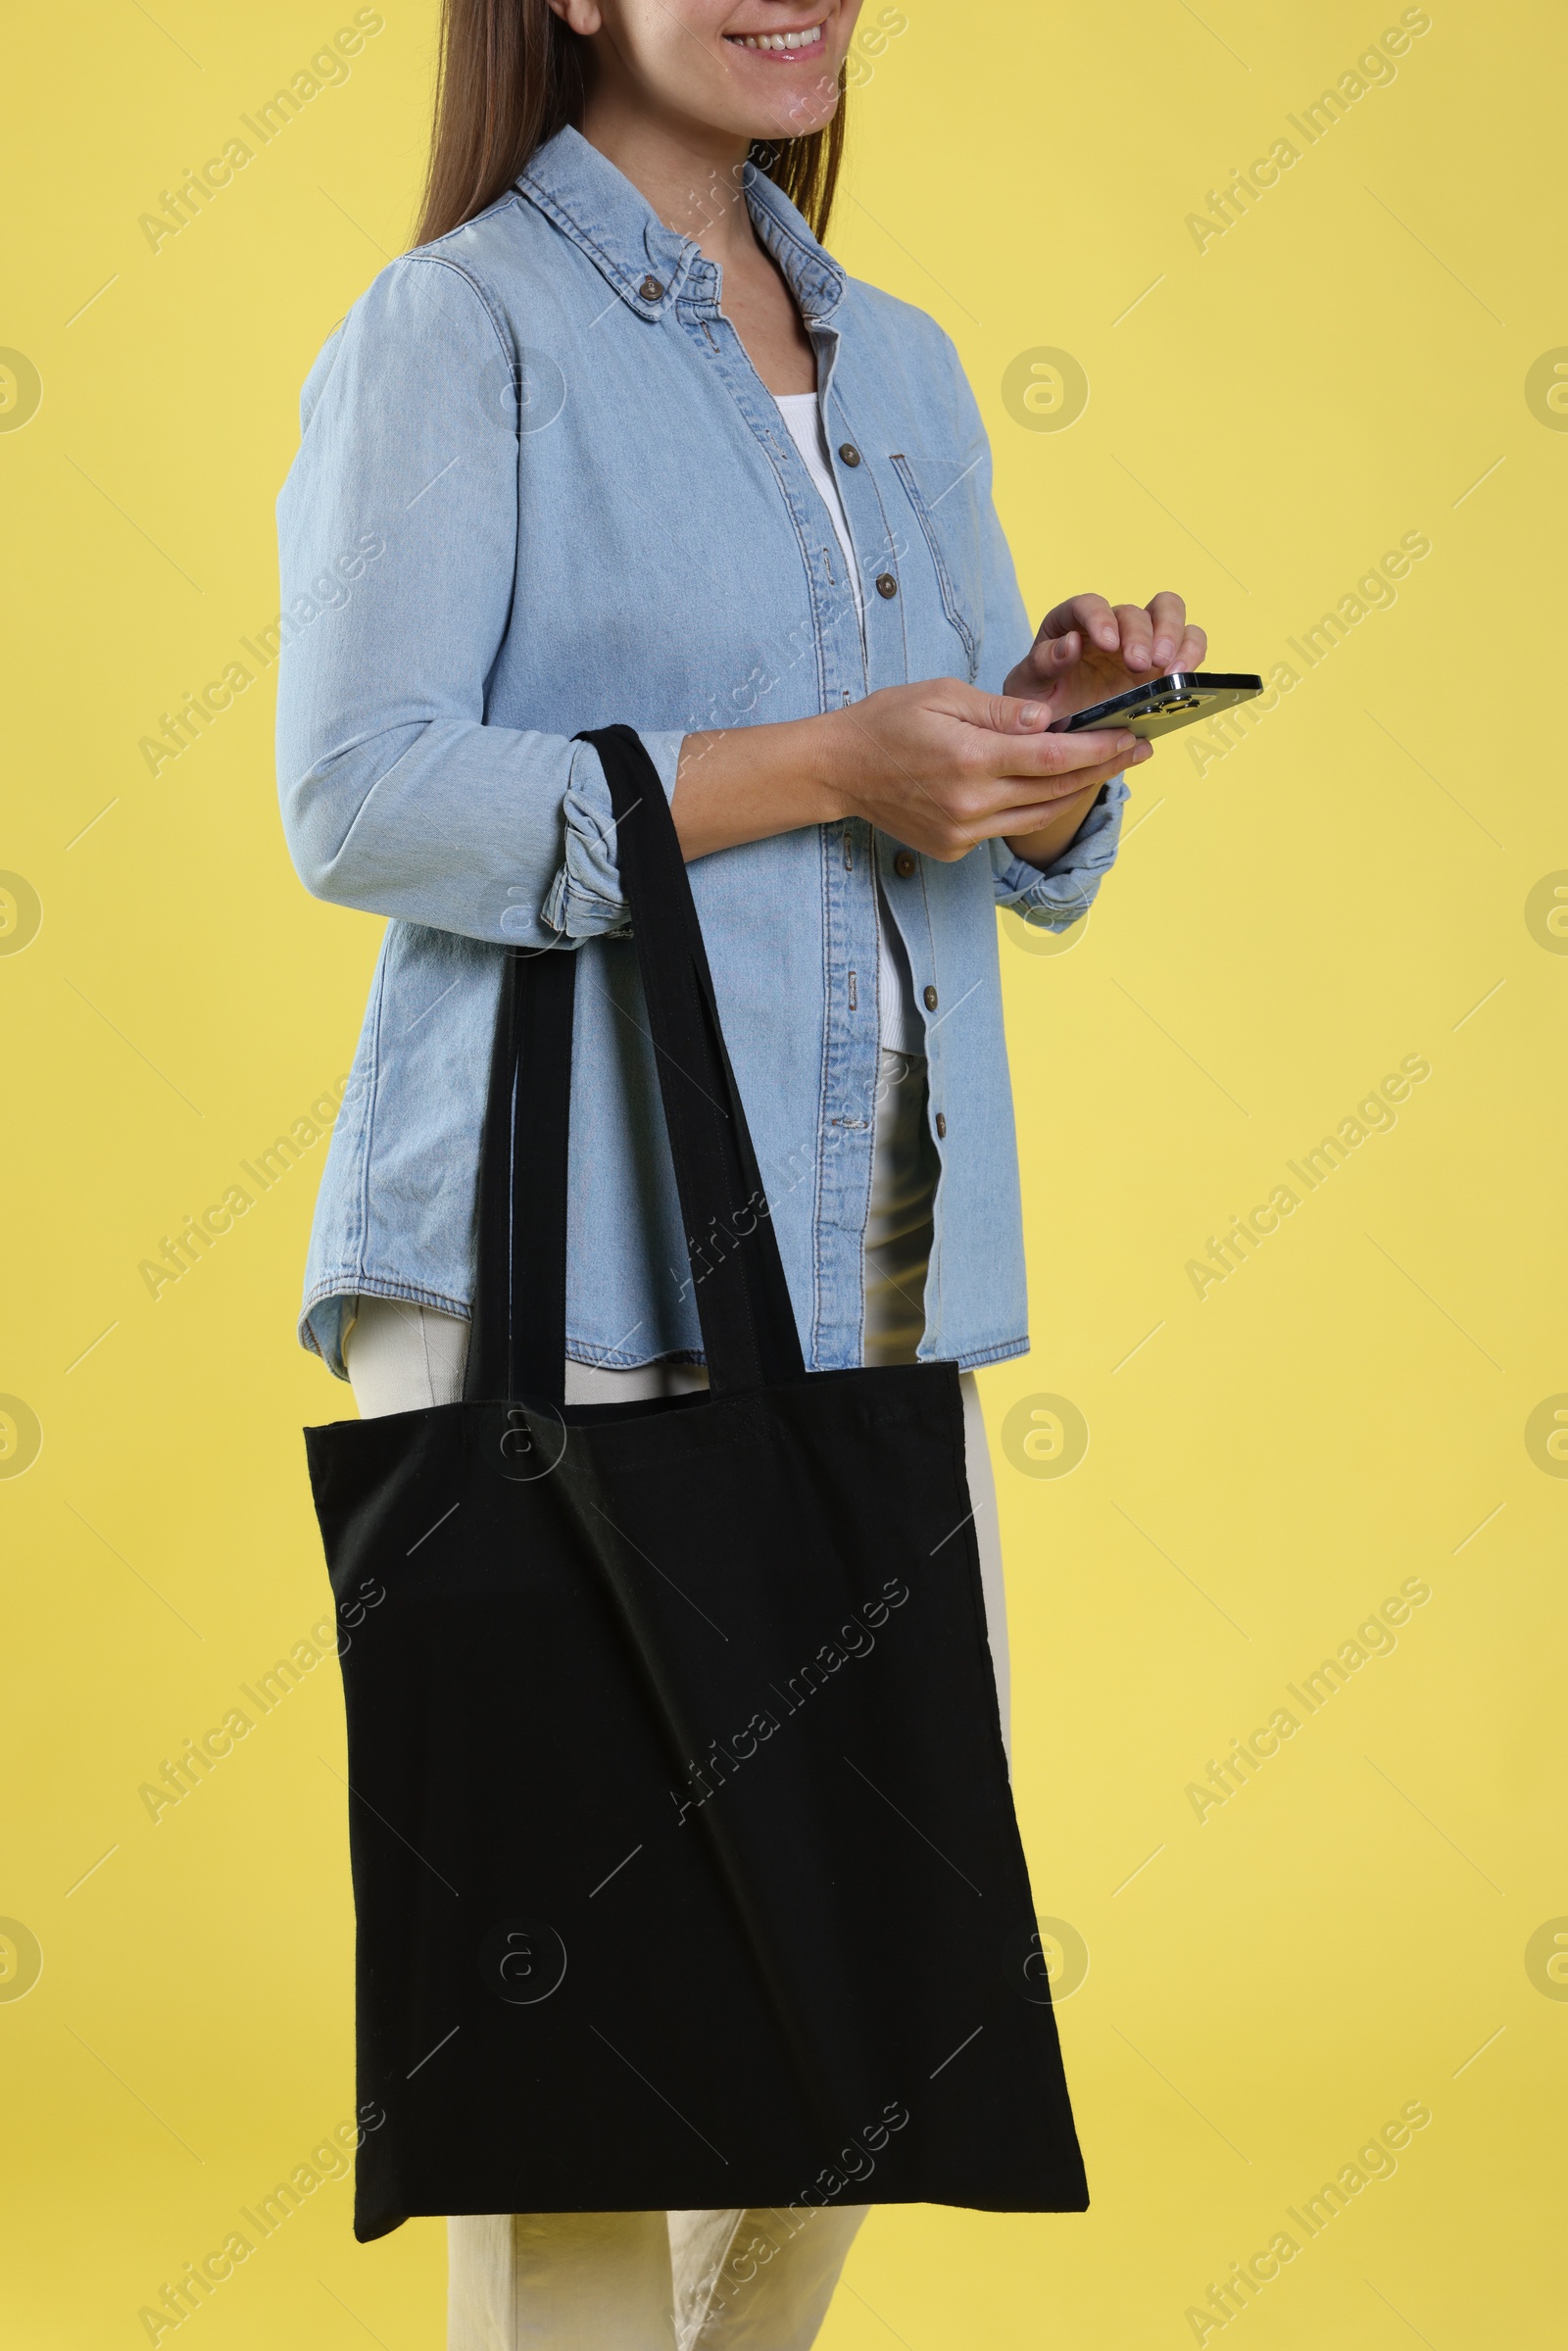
[[1049, 671, 1263, 741]]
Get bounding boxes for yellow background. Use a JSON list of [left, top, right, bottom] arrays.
[[3, 1, 1564, 2343]]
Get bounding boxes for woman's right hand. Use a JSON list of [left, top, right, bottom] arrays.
[[672, 677, 1146, 864], [819, 678, 1148, 862]]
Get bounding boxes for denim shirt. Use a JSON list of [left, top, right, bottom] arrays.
[[275, 126, 1128, 1382]]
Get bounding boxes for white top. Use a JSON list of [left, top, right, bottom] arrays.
[[774, 392, 924, 1056]]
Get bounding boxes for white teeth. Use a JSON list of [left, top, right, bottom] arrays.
[[737, 23, 822, 47]]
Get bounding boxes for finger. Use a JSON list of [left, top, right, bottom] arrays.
[[1147, 591, 1188, 668], [979, 691, 1086, 735], [976, 696, 1138, 765], [1173, 622, 1208, 670], [985, 741, 1154, 828], [1023, 627, 1081, 678], [1037, 593, 1119, 655], [1020, 737, 1154, 795], [1113, 602, 1155, 671], [991, 724, 1142, 782], [1047, 725, 1136, 766]]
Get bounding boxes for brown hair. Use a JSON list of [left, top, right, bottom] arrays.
[[412, 0, 846, 250]]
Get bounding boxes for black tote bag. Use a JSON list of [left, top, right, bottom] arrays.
[[305, 725, 1088, 2241]]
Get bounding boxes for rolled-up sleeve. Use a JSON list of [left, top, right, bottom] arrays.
[[538, 734, 683, 939], [931, 326, 1131, 931], [988, 775, 1130, 928], [274, 253, 681, 947]]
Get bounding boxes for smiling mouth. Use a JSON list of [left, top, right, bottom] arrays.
[[724, 19, 828, 57]]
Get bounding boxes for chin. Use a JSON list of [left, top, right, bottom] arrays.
[[741, 79, 842, 144]]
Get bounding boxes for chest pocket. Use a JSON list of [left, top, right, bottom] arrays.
[[890, 452, 983, 682]]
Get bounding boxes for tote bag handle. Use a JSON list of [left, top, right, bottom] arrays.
[[464, 725, 808, 1404]]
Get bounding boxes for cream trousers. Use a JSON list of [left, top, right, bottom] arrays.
[[344, 1053, 1010, 2351]]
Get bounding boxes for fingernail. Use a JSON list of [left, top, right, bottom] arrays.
[[1133, 741, 1153, 759], [1020, 703, 1045, 725]]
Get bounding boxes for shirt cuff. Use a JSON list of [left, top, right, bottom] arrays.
[[541, 730, 687, 939], [990, 773, 1131, 929]]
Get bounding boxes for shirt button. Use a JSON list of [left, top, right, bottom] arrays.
[[838, 442, 861, 466], [875, 572, 899, 599], [935, 1112, 948, 1139], [640, 274, 664, 301], [894, 851, 916, 878], [923, 985, 938, 1011]]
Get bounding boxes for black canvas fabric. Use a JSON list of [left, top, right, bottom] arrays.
[[305, 725, 1088, 2241]]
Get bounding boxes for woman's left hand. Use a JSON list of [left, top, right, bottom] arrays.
[[997, 590, 1208, 867], [1004, 590, 1208, 719]]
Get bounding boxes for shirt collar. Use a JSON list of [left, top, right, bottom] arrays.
[[514, 123, 846, 325]]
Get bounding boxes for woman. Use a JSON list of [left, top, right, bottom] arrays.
[[277, 0, 1203, 2341]]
